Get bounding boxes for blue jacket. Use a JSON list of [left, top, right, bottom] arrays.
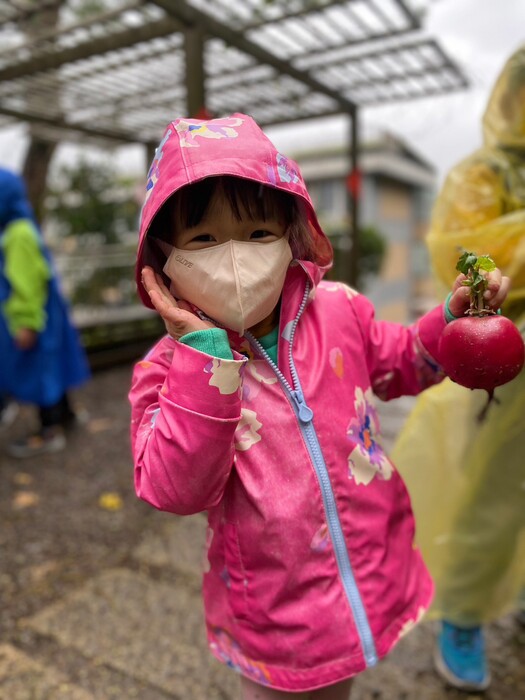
[[0, 167, 90, 406]]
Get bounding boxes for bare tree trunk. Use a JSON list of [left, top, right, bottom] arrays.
[[23, 139, 58, 222], [21, 2, 64, 221]]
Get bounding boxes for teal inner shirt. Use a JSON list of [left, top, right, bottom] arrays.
[[257, 325, 278, 364], [179, 325, 279, 364]]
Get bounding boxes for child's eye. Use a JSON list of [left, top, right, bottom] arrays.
[[250, 229, 276, 240], [190, 233, 216, 243]]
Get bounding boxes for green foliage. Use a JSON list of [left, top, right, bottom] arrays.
[[47, 159, 139, 244], [456, 251, 496, 302], [358, 225, 387, 279], [327, 225, 386, 288], [70, 0, 110, 20]]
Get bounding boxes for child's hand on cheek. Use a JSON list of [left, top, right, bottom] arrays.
[[141, 266, 216, 340]]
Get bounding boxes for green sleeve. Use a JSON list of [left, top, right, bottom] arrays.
[[2, 219, 51, 335], [179, 328, 234, 359]]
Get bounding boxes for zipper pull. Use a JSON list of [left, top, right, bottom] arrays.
[[292, 389, 314, 424]]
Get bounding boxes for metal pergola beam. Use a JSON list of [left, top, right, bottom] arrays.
[[0, 17, 183, 81], [0, 104, 135, 143], [0, 0, 62, 28], [295, 25, 420, 66], [389, 0, 421, 26], [185, 25, 206, 117], [0, 0, 143, 53], [150, 0, 357, 114]]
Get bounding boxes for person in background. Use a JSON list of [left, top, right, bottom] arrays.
[[128, 113, 508, 698], [0, 166, 90, 458], [391, 44, 525, 692]]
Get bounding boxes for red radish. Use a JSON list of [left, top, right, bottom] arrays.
[[439, 314, 524, 391], [438, 251, 524, 416]]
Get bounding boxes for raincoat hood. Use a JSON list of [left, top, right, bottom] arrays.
[[0, 168, 35, 230], [135, 113, 332, 308], [482, 44, 525, 150]]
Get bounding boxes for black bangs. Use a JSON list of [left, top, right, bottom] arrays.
[[172, 176, 299, 230], [220, 177, 298, 225], [148, 175, 317, 262]]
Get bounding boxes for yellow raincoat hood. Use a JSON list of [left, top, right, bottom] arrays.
[[482, 46, 525, 151], [428, 44, 525, 315]]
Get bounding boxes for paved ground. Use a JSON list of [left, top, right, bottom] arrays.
[[1, 363, 524, 700]]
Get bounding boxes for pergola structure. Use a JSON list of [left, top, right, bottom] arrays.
[[0, 0, 469, 283]]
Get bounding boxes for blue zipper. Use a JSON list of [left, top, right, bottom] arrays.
[[245, 284, 378, 667]]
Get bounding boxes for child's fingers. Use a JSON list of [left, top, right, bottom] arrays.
[[141, 266, 157, 288], [142, 266, 215, 336], [447, 274, 469, 317], [177, 299, 194, 313], [452, 273, 467, 292], [485, 274, 510, 309], [145, 282, 199, 335], [148, 289, 192, 332], [448, 284, 470, 317], [153, 270, 176, 300], [141, 267, 165, 301], [484, 268, 502, 293], [147, 287, 177, 317], [142, 267, 177, 309], [450, 268, 510, 314]]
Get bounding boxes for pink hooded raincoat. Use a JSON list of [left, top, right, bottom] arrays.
[[129, 114, 447, 691]]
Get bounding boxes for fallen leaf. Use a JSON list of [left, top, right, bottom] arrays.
[[13, 472, 33, 486], [87, 417, 114, 434], [98, 492, 123, 511], [12, 491, 40, 509]]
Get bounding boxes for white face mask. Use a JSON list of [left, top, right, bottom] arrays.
[[163, 237, 293, 335]]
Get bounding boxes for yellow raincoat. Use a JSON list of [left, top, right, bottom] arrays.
[[391, 45, 525, 625]]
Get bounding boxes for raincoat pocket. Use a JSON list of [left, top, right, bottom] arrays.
[[223, 522, 251, 623]]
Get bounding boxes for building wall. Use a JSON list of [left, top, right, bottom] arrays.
[[300, 153, 436, 323], [366, 177, 413, 322]]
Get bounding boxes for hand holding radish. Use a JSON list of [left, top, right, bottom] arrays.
[[438, 252, 524, 417], [447, 263, 510, 319]]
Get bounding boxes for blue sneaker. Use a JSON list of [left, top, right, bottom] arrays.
[[434, 621, 490, 691]]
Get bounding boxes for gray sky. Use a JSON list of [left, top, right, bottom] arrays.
[[0, 0, 524, 184]]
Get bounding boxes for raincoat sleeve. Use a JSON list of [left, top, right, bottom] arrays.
[[2, 219, 50, 335], [349, 291, 446, 400], [129, 336, 246, 515]]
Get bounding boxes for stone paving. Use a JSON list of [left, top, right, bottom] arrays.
[[1, 367, 524, 700]]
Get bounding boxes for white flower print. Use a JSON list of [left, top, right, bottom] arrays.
[[206, 358, 243, 395], [347, 387, 393, 485], [235, 409, 262, 452]]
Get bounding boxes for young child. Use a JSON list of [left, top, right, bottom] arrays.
[[0, 167, 90, 457], [129, 114, 509, 698]]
